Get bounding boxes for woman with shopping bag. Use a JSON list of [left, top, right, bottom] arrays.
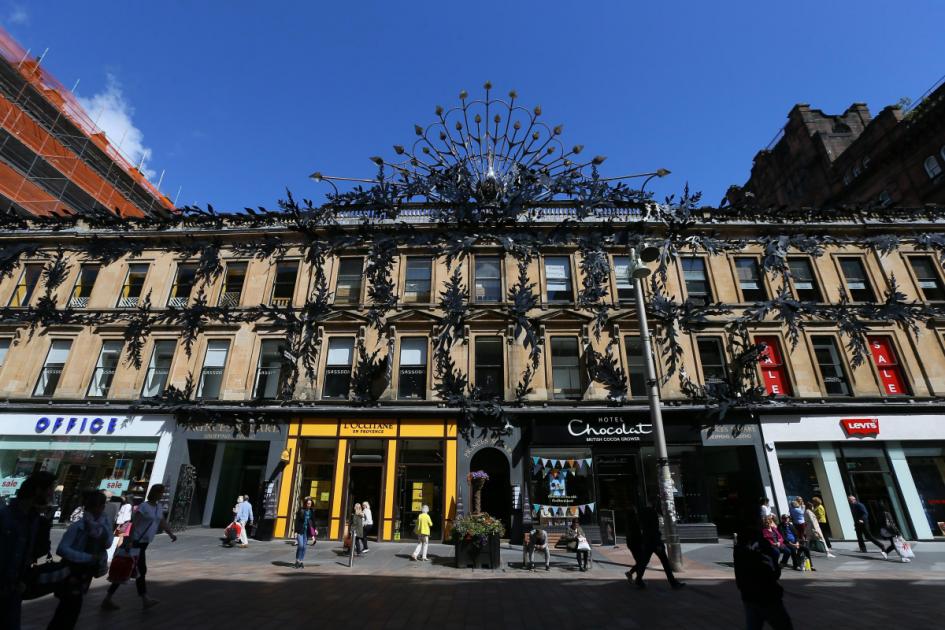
[[880, 509, 913, 563], [804, 500, 836, 558]]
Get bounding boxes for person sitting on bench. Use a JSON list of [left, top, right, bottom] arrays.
[[526, 526, 550, 570]]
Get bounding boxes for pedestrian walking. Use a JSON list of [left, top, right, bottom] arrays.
[[879, 508, 910, 563], [410, 504, 433, 561], [0, 471, 56, 630], [811, 497, 832, 549], [103, 494, 123, 562], [847, 495, 887, 558], [632, 501, 685, 589], [789, 497, 806, 541], [525, 526, 550, 570], [293, 497, 315, 569], [101, 484, 177, 612], [361, 501, 373, 552], [734, 511, 794, 630], [351, 503, 365, 556], [762, 515, 792, 567], [235, 495, 254, 548], [624, 505, 644, 583], [803, 501, 835, 558], [47, 490, 113, 630]]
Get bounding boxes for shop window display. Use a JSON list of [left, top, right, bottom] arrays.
[[398, 440, 444, 540], [904, 446, 945, 537], [296, 439, 338, 532], [529, 447, 596, 531]]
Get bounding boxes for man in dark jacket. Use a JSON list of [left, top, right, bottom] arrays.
[[734, 518, 794, 630], [631, 499, 685, 589], [848, 495, 887, 557], [0, 471, 56, 630]]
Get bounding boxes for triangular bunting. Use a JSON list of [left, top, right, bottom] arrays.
[[587, 502, 595, 513]]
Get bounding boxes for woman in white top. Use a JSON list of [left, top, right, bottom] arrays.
[[361, 501, 373, 552]]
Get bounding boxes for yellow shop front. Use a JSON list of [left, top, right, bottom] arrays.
[[274, 418, 457, 542]]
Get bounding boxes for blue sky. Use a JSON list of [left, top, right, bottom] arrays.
[[3, 1, 942, 210]]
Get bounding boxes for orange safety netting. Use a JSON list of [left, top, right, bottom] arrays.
[[0, 159, 74, 216], [0, 26, 175, 214]]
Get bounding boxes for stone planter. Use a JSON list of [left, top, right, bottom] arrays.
[[454, 534, 501, 569]]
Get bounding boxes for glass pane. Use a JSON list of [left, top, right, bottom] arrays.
[[0, 338, 9, 365], [326, 337, 354, 365], [475, 257, 501, 302], [399, 338, 427, 365], [624, 336, 646, 396], [203, 340, 229, 368], [46, 340, 72, 364]]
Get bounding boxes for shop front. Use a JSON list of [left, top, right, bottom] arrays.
[[522, 412, 747, 542], [760, 413, 945, 541], [274, 417, 457, 542], [0, 412, 173, 521]]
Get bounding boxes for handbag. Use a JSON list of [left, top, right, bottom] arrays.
[[308, 524, 317, 539], [22, 554, 71, 600]]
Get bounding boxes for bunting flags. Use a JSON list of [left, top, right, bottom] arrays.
[[530, 457, 593, 472], [532, 502, 597, 516]]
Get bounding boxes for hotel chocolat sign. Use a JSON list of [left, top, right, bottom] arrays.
[[533, 416, 653, 445]]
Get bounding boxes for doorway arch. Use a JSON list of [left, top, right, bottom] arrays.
[[470, 447, 511, 535]]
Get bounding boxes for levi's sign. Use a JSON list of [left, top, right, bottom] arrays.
[[841, 418, 879, 437]]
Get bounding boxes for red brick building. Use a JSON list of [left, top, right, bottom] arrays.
[[729, 79, 945, 208]]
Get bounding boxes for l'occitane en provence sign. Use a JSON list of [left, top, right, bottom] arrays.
[[339, 422, 397, 437]]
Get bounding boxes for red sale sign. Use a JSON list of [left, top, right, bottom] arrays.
[[867, 336, 908, 396], [841, 418, 880, 437], [755, 335, 792, 396]]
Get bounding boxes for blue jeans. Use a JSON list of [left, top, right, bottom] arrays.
[[296, 534, 307, 562]]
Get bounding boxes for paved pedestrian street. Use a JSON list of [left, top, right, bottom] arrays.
[[19, 529, 944, 629]]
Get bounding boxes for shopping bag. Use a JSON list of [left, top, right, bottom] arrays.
[[893, 536, 915, 559], [107, 546, 138, 584], [22, 555, 70, 600], [810, 539, 827, 554]]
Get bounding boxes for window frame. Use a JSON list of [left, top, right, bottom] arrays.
[[141, 339, 177, 398], [8, 263, 43, 308], [549, 335, 584, 400], [695, 336, 729, 386], [33, 338, 73, 397], [117, 263, 150, 308], [836, 256, 877, 303], [612, 255, 635, 303], [168, 263, 198, 307], [809, 334, 852, 397], [733, 256, 768, 302], [270, 260, 299, 307], [473, 336, 505, 399], [543, 255, 574, 304], [681, 256, 713, 306], [906, 255, 945, 302], [333, 257, 365, 305], [623, 335, 647, 398], [924, 155, 943, 179], [69, 264, 100, 308], [219, 260, 248, 307], [403, 256, 433, 304], [196, 338, 231, 400], [755, 335, 793, 397], [867, 334, 911, 396], [787, 257, 823, 303], [253, 338, 287, 400], [397, 336, 429, 400], [86, 339, 124, 398], [322, 336, 356, 400], [473, 255, 503, 303]]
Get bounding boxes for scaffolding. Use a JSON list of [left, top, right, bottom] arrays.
[[0, 26, 175, 217]]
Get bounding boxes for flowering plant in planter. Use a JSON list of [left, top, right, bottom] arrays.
[[467, 470, 490, 513], [467, 470, 490, 482], [450, 512, 506, 549]]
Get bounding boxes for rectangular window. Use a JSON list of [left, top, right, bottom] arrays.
[[682, 257, 712, 306], [141, 340, 176, 397], [87, 340, 124, 398], [334, 258, 363, 305], [868, 336, 909, 396], [474, 337, 504, 399], [544, 256, 573, 302], [550, 337, 582, 400], [613, 256, 634, 302], [788, 258, 822, 302], [734, 257, 767, 302], [323, 337, 355, 399], [403, 257, 432, 303], [271, 262, 298, 307], [839, 257, 875, 302], [219, 261, 247, 307], [119, 264, 149, 308], [197, 340, 229, 400], [33, 339, 72, 397], [254, 339, 286, 400], [69, 265, 99, 308], [474, 256, 502, 302], [624, 336, 647, 397], [169, 264, 197, 307], [9, 263, 43, 307], [0, 337, 11, 366], [398, 337, 428, 400], [908, 256, 945, 301], [755, 335, 792, 396], [811, 335, 851, 396], [697, 337, 728, 385]]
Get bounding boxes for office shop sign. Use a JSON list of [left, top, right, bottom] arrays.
[[534, 415, 654, 445], [34, 416, 121, 436]]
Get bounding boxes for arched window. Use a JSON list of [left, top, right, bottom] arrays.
[[925, 155, 943, 179]]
